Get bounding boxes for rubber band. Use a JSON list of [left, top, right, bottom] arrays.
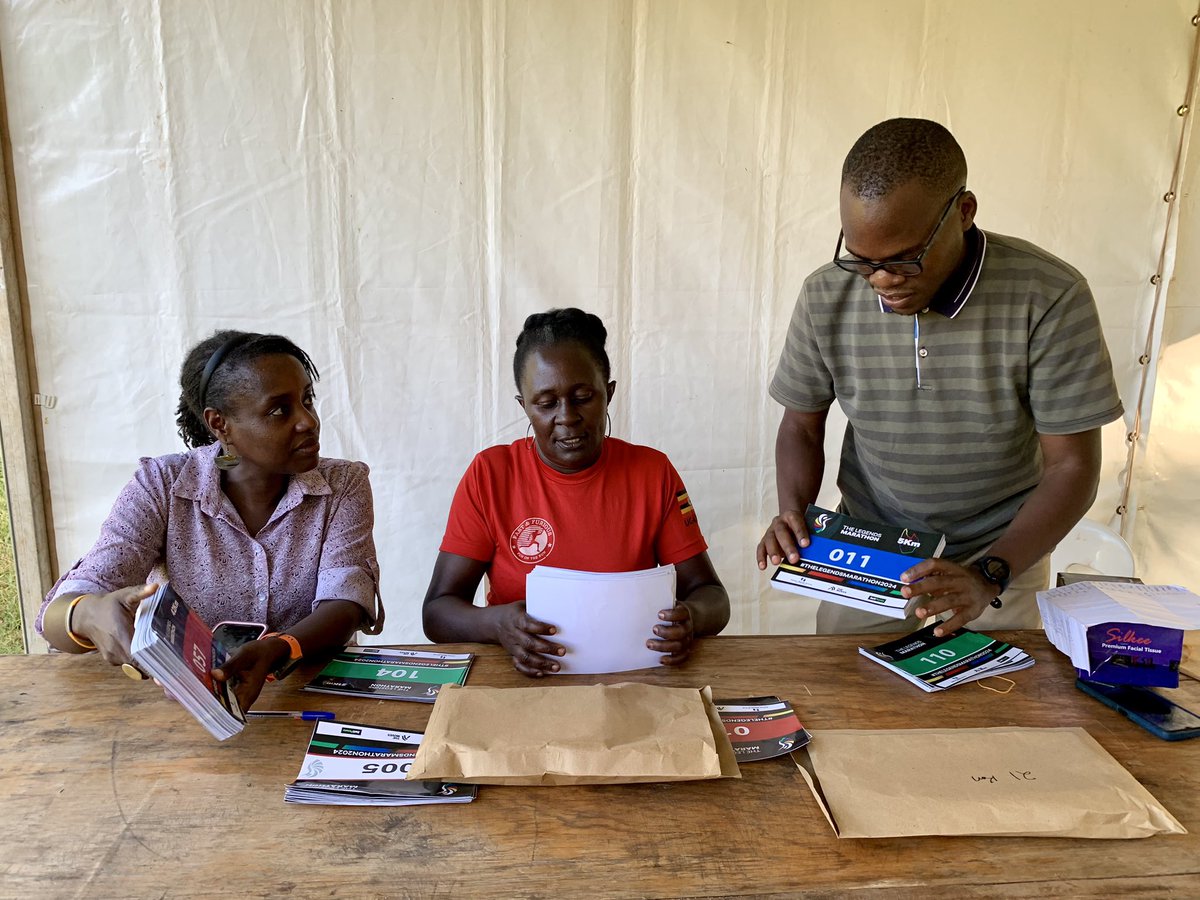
[[977, 675, 1016, 695]]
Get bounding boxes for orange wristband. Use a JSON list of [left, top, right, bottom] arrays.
[[261, 632, 303, 681], [262, 632, 302, 661]]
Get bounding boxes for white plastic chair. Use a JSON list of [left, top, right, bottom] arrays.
[[1049, 518, 1136, 579]]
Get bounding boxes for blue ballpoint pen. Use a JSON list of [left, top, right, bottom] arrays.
[[247, 710, 335, 721]]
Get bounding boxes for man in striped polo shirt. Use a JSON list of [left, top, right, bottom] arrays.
[[757, 118, 1123, 635]]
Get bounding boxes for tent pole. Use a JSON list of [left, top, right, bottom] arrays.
[[0, 42, 56, 653], [1117, 7, 1200, 541]]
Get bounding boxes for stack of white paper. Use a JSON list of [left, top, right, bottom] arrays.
[[1037, 581, 1200, 670], [525, 565, 676, 674]]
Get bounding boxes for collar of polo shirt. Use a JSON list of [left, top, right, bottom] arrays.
[[878, 225, 987, 319]]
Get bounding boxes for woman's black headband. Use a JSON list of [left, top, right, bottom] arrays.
[[198, 333, 255, 410]]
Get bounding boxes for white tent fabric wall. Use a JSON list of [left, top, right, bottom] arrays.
[[0, 1, 1195, 646], [1135, 74, 1200, 588]]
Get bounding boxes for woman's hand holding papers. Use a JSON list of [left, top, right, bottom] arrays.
[[212, 639, 291, 711], [424, 555, 567, 678], [648, 603, 695, 665], [212, 600, 366, 709], [652, 556, 729, 665], [487, 602, 565, 677], [66, 584, 158, 666]]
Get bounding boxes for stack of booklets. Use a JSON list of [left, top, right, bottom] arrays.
[[303, 647, 474, 702], [129, 582, 245, 740], [859, 624, 1034, 692], [285, 719, 477, 806], [769, 505, 945, 619]]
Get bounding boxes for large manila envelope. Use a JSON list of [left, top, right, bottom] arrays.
[[406, 682, 741, 785], [795, 726, 1185, 839]]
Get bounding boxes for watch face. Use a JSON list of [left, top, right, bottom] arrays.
[[980, 557, 1010, 584]]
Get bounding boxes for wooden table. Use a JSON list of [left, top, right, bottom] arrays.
[[2, 633, 1197, 898]]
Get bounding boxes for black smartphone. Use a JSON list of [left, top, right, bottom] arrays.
[[1076, 678, 1200, 741], [212, 620, 267, 656]]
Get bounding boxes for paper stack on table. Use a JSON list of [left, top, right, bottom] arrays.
[[286, 720, 476, 806], [525, 564, 674, 674], [129, 582, 245, 741]]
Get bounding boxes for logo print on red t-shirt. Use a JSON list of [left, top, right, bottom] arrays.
[[510, 517, 555, 563], [676, 490, 697, 528]]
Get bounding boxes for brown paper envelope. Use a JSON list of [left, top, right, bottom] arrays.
[[795, 726, 1185, 839], [407, 682, 741, 785], [701, 685, 742, 780]]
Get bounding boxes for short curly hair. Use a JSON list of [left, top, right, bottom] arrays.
[[842, 118, 967, 200]]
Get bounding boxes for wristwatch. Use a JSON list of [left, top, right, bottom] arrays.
[[972, 556, 1011, 608], [262, 632, 303, 681]]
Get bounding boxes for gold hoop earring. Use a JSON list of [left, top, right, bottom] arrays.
[[214, 441, 241, 470]]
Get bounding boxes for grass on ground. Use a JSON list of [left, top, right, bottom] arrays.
[[0, 442, 26, 654]]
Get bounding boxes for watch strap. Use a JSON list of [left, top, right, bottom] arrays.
[[972, 556, 1011, 593]]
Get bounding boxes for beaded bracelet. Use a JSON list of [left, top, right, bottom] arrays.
[[65, 594, 97, 651]]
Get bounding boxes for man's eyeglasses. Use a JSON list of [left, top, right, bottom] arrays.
[[833, 186, 966, 277]]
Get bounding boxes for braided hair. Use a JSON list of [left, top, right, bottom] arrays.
[[513, 308, 611, 390], [175, 330, 320, 448], [841, 118, 967, 201]]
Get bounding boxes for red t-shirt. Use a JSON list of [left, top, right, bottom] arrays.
[[440, 438, 708, 605]]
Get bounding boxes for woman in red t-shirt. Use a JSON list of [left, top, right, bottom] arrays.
[[423, 308, 729, 676]]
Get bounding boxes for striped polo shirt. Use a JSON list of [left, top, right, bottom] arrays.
[[769, 228, 1124, 560]]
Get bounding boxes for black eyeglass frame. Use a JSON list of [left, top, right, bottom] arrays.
[[833, 186, 967, 277]]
